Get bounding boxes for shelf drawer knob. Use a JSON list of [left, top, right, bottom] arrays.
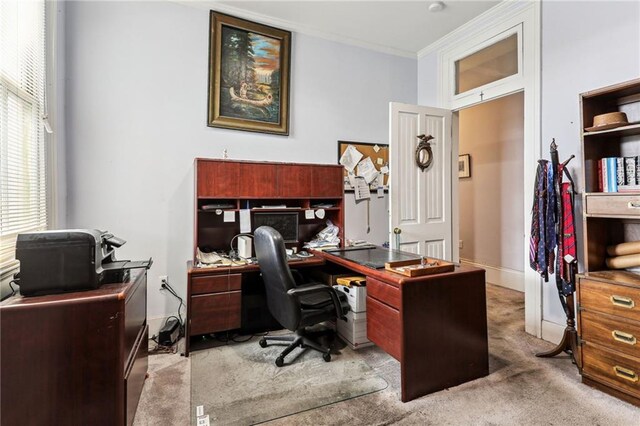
[[612, 330, 637, 345], [610, 295, 635, 309], [613, 365, 639, 383], [628, 201, 640, 209]]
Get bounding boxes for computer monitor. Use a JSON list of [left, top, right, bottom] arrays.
[[253, 212, 299, 243]]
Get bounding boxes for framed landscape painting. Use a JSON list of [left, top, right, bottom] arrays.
[[208, 11, 291, 135]]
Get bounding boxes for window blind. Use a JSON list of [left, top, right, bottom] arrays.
[[0, 0, 47, 273]]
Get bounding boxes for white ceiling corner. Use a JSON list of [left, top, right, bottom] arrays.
[[177, 0, 503, 58]]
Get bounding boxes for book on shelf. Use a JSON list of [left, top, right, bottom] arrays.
[[618, 185, 640, 193], [597, 156, 640, 193], [616, 157, 625, 186], [625, 156, 637, 185], [608, 157, 618, 192]]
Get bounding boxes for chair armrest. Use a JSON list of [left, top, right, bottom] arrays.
[[287, 284, 346, 320]]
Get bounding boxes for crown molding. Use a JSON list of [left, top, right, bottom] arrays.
[[172, 0, 417, 59], [417, 0, 535, 59]]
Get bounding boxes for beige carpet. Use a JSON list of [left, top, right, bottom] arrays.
[[190, 332, 387, 425], [133, 284, 640, 425]]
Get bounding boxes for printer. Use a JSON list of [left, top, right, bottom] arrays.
[[15, 229, 152, 296]]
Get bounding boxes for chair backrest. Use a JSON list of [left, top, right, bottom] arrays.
[[254, 226, 300, 331]]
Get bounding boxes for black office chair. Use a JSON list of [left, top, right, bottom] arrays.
[[254, 226, 350, 367]]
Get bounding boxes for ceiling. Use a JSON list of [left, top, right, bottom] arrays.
[[207, 1, 501, 57]]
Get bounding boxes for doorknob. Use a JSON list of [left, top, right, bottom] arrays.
[[393, 228, 401, 250]]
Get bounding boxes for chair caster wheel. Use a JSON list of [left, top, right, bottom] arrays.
[[275, 356, 284, 367], [259, 338, 267, 348], [323, 353, 331, 362]]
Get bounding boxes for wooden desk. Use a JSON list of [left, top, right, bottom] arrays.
[[185, 256, 325, 356], [314, 250, 489, 402], [0, 270, 148, 426]]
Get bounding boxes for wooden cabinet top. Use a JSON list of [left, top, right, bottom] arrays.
[[0, 269, 146, 308], [195, 158, 343, 169], [579, 271, 640, 289]]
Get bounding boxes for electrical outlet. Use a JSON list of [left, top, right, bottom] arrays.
[[459, 240, 463, 249], [159, 275, 168, 287]]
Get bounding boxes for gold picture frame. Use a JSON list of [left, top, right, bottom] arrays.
[[208, 11, 291, 135]]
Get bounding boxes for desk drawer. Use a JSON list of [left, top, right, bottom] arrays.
[[580, 279, 640, 322], [367, 277, 401, 310], [586, 194, 640, 217], [582, 342, 640, 397], [192, 274, 242, 295], [581, 310, 640, 358], [124, 274, 147, 369], [367, 296, 401, 361], [190, 292, 241, 335], [125, 324, 148, 426]]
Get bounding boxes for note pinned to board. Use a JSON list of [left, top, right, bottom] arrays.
[[339, 145, 363, 173], [376, 157, 384, 165], [380, 166, 389, 174], [373, 144, 380, 153], [377, 186, 385, 198], [239, 209, 251, 232], [357, 157, 378, 184], [223, 211, 236, 223], [305, 209, 315, 220], [354, 176, 370, 201]]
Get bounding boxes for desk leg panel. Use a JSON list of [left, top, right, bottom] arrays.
[[400, 270, 489, 402]]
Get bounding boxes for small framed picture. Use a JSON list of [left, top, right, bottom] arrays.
[[458, 154, 471, 178]]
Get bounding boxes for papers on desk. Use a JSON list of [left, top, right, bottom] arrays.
[[303, 220, 340, 249]]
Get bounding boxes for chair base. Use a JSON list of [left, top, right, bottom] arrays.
[[259, 329, 332, 367]]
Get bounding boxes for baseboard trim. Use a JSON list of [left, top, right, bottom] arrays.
[[460, 259, 524, 292], [541, 320, 565, 345]]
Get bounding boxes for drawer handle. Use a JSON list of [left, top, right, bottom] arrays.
[[628, 201, 640, 209], [612, 330, 637, 345], [613, 365, 639, 383], [610, 295, 635, 309]]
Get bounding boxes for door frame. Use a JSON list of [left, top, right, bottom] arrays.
[[434, 1, 543, 338]]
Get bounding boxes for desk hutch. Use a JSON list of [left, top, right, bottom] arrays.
[[186, 159, 344, 356], [577, 78, 640, 406]]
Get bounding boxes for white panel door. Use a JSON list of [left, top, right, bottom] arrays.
[[389, 103, 453, 260]]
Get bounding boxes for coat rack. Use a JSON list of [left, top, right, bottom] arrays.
[[532, 140, 579, 361]]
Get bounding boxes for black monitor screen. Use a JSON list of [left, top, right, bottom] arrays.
[[253, 212, 299, 243]]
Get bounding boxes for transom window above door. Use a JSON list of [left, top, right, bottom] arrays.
[[455, 33, 518, 95]]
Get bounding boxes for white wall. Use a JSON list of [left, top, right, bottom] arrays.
[[64, 1, 416, 321], [540, 0, 640, 325], [417, 51, 439, 106]]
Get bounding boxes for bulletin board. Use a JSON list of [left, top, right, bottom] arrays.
[[337, 141, 389, 191]]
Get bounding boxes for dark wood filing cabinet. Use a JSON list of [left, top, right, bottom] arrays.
[[0, 269, 148, 426], [577, 78, 640, 406]]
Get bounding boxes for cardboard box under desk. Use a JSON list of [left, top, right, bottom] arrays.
[[308, 268, 353, 286], [333, 284, 366, 313], [337, 310, 373, 350]]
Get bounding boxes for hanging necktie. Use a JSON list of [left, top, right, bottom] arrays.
[[545, 161, 556, 275], [529, 160, 549, 280], [560, 180, 577, 295]]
